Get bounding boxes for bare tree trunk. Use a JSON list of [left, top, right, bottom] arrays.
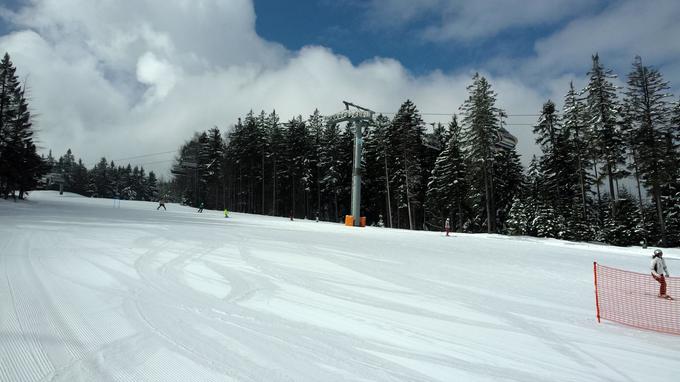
[[631, 150, 646, 228], [577, 153, 587, 221], [316, 165, 321, 220], [483, 161, 492, 234], [384, 152, 392, 228], [606, 160, 617, 217], [272, 158, 277, 216], [652, 182, 667, 245], [404, 158, 413, 230], [593, 162, 602, 207], [334, 192, 338, 223]]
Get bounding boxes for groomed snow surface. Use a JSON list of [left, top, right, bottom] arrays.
[[1, 191, 679, 382]]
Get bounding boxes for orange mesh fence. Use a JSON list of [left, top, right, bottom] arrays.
[[594, 262, 680, 335]]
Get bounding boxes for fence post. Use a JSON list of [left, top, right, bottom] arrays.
[[593, 261, 601, 323]]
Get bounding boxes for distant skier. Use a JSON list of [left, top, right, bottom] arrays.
[[157, 197, 166, 211], [651, 249, 671, 300], [224, 208, 229, 218], [377, 214, 384, 227], [445, 217, 451, 237], [197, 202, 204, 213]]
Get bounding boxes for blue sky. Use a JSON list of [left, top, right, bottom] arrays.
[[253, 0, 619, 78], [1, 0, 679, 172], [254, 1, 547, 75]]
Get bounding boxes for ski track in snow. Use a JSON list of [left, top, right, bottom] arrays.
[[1, 191, 680, 382]]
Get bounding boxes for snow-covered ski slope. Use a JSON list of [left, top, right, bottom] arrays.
[[1, 191, 679, 382]]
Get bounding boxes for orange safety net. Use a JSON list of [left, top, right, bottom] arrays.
[[594, 262, 680, 335]]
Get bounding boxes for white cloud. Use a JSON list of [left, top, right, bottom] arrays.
[[0, 0, 553, 174], [528, 0, 680, 80], [136, 51, 179, 103], [1, 0, 677, 177]]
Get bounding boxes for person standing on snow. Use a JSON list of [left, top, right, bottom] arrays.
[[197, 202, 204, 213], [445, 217, 451, 237], [651, 249, 671, 299], [157, 197, 166, 211]]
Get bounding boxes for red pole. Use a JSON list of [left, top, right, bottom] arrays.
[[593, 261, 601, 323]]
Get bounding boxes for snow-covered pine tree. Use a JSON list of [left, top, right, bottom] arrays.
[[137, 167, 149, 201], [307, 109, 324, 219], [493, 146, 524, 233], [600, 189, 642, 246], [147, 171, 159, 201], [0, 53, 19, 197], [204, 126, 225, 209], [283, 116, 311, 219], [265, 110, 284, 216], [562, 82, 593, 226], [361, 114, 390, 225], [0, 53, 45, 198], [388, 100, 425, 230], [108, 161, 119, 198], [425, 115, 468, 231], [120, 164, 134, 199], [663, 102, 680, 245], [57, 149, 76, 191], [533, 100, 583, 239], [460, 73, 501, 233], [11, 86, 43, 199], [624, 56, 674, 244], [585, 54, 624, 217], [70, 159, 89, 196], [319, 121, 343, 221], [90, 158, 111, 198]]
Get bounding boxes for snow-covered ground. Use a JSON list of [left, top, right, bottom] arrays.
[[1, 191, 679, 381]]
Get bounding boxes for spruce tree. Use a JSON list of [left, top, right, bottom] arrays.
[[266, 110, 284, 215], [585, 54, 624, 216], [493, 147, 524, 233], [388, 100, 425, 230], [148, 171, 159, 200], [460, 73, 500, 233], [362, 114, 389, 225], [624, 56, 674, 244], [307, 109, 324, 219], [319, 122, 343, 221], [0, 53, 45, 198], [425, 115, 468, 231], [205, 126, 225, 209], [562, 82, 592, 224]]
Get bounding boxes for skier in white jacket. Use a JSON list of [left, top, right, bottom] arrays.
[[650, 249, 671, 299]]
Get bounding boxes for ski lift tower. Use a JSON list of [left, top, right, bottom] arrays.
[[327, 101, 375, 227]]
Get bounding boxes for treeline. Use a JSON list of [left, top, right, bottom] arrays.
[[169, 54, 680, 247], [506, 55, 680, 247], [43, 149, 161, 201], [169, 74, 525, 232], [0, 53, 45, 198]]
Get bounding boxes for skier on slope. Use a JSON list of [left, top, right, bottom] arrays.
[[197, 202, 204, 213], [651, 249, 671, 300], [445, 217, 451, 237], [157, 196, 166, 211]]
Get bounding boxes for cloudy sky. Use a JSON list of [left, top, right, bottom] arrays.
[[1, 0, 679, 176]]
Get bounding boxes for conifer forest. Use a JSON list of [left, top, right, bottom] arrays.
[[6, 52, 680, 247]]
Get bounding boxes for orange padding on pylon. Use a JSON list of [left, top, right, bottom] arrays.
[[594, 262, 680, 335], [345, 215, 353, 226]]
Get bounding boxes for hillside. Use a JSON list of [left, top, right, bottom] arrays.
[[1, 191, 678, 381]]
